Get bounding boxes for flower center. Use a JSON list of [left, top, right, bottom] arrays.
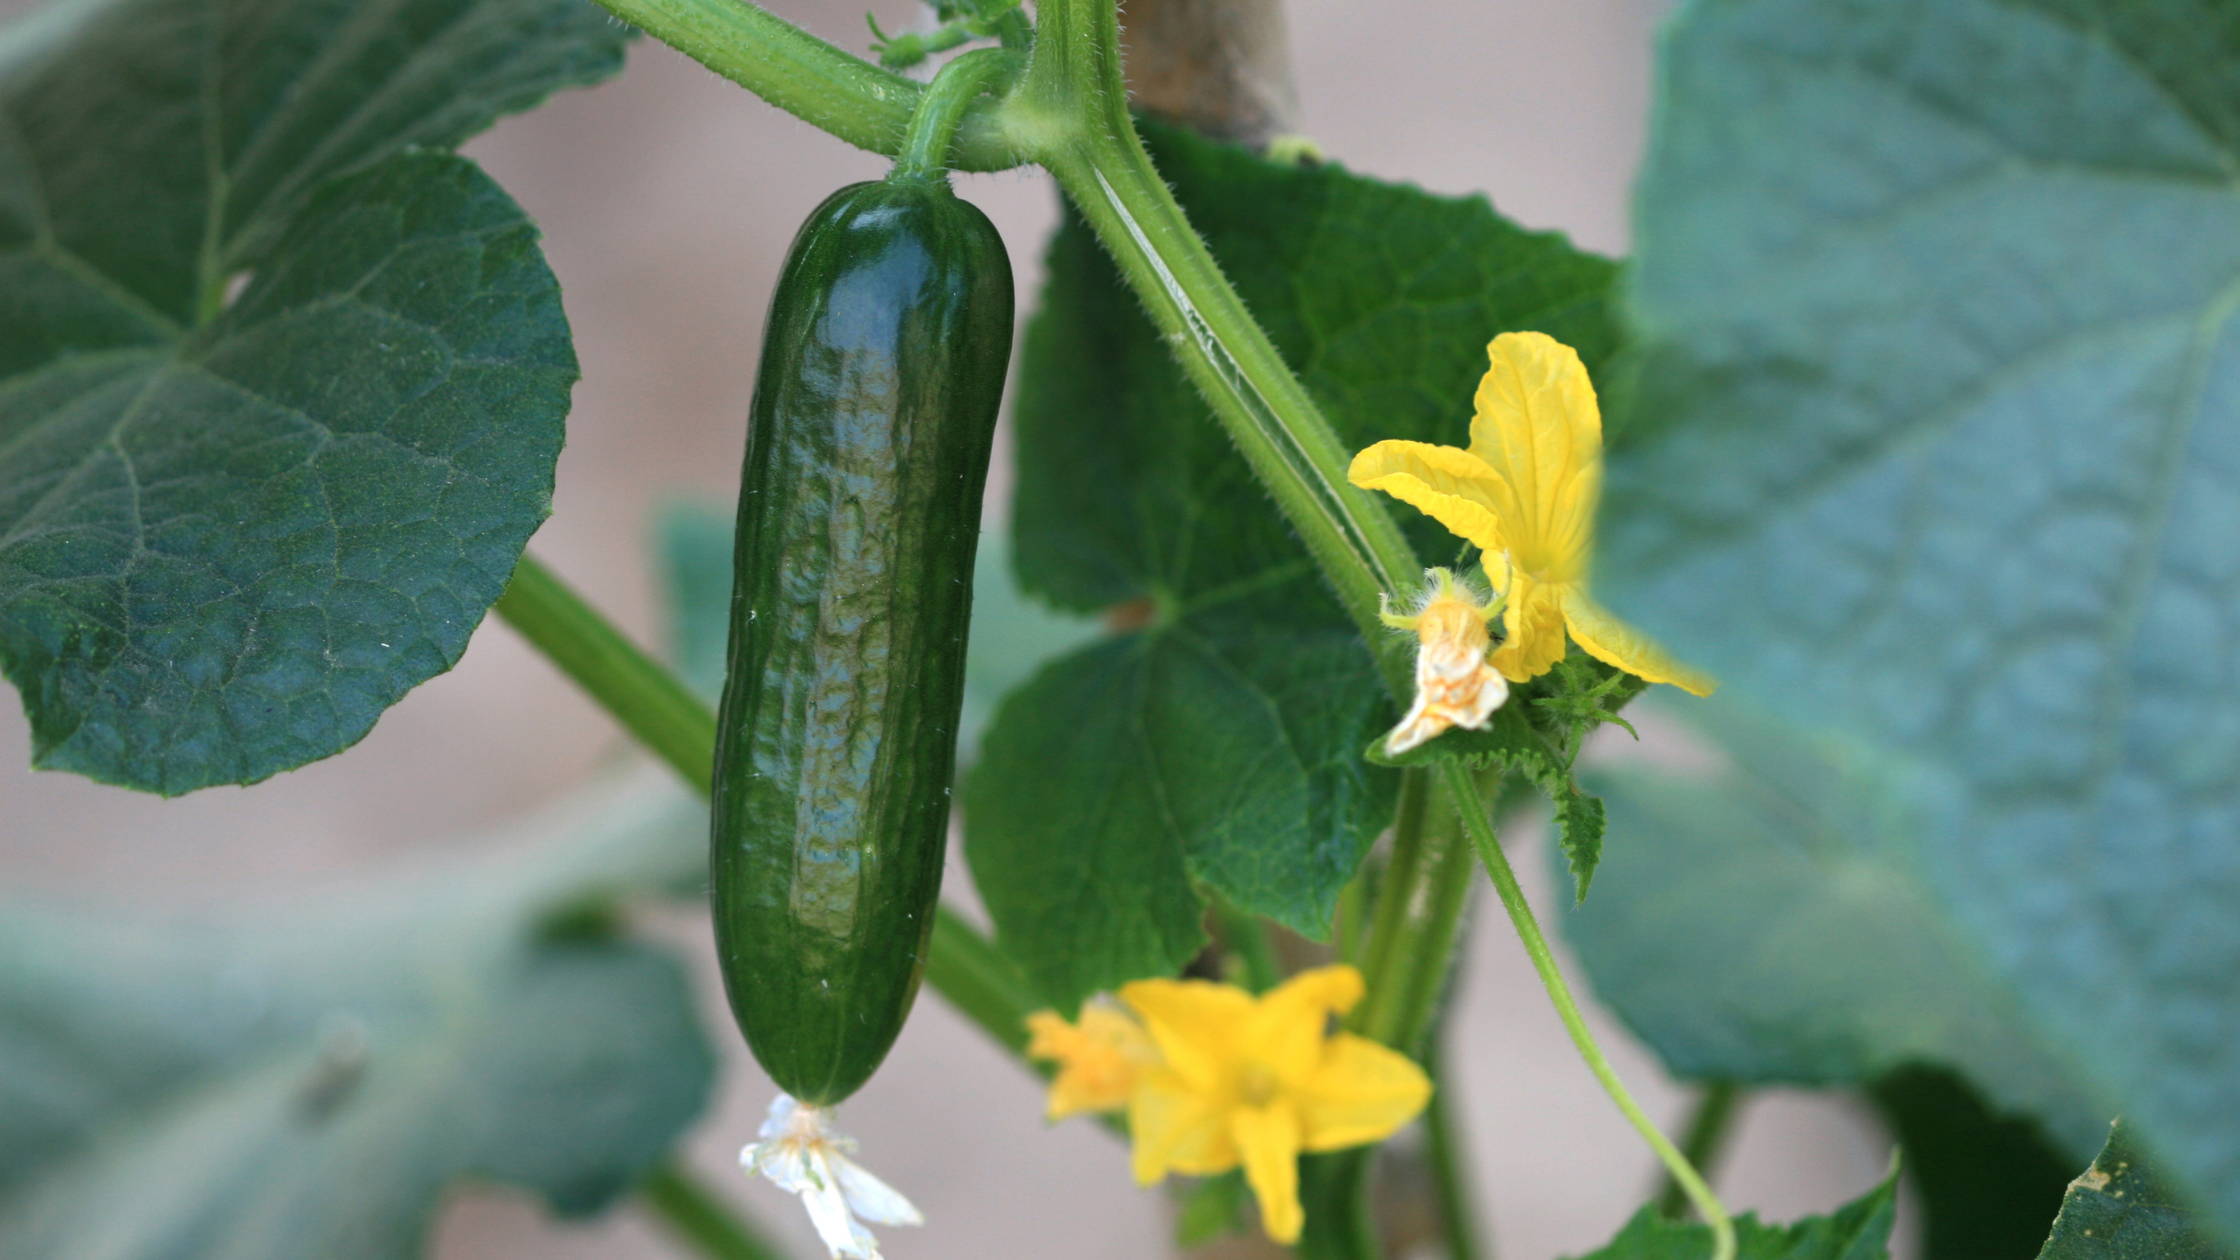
[[1237, 1061, 1280, 1108]]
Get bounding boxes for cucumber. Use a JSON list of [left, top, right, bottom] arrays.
[[711, 176, 1013, 1105]]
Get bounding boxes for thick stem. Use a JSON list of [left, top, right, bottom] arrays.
[[1423, 1041, 1489, 1260], [926, 905, 1040, 1058], [892, 48, 1020, 183], [493, 554, 1046, 1063], [1350, 771, 1472, 1054], [586, 0, 1018, 170], [641, 1163, 789, 1260], [1439, 759, 1735, 1260], [1311, 768, 1472, 1260], [496, 555, 716, 794], [1214, 898, 1283, 992], [1296, 1154, 1381, 1260], [1007, 0, 1422, 696]]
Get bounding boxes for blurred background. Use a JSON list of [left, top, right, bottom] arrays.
[[0, 1, 1907, 1256]]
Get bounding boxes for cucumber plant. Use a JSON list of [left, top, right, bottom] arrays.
[[4, 0, 2234, 1258]]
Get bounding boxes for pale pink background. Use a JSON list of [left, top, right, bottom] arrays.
[[0, 2, 1906, 1257]]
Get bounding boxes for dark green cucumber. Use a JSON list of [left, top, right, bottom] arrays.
[[711, 177, 1013, 1105]]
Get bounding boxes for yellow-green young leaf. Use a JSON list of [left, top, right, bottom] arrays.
[[1594, 0, 2240, 1242], [2040, 1122, 2236, 1260], [1567, 1172, 1899, 1260], [0, 790, 714, 1260], [967, 121, 1621, 1004], [0, 0, 630, 793]]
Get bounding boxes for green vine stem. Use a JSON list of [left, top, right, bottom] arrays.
[[641, 1163, 790, 1260], [586, 0, 1019, 170], [492, 553, 1045, 1054], [892, 47, 1020, 182], [1214, 896, 1284, 992], [1350, 771, 1474, 1053], [1440, 758, 1736, 1260], [1657, 1082, 1744, 1220], [496, 555, 717, 794], [1002, 0, 1421, 694], [1423, 1040, 1489, 1260], [1307, 768, 1476, 1259]]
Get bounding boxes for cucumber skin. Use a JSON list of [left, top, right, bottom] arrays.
[[711, 179, 1013, 1106]]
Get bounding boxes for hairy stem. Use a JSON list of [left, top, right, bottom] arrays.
[[1006, 0, 1422, 695], [586, 0, 1018, 169], [493, 554, 1045, 1058], [892, 47, 1020, 182], [1440, 758, 1735, 1260], [641, 1163, 789, 1260]]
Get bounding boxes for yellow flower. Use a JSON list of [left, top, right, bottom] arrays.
[[1117, 966, 1431, 1245], [1378, 567, 1508, 754], [1025, 1002, 1159, 1120], [1349, 331, 1714, 695]]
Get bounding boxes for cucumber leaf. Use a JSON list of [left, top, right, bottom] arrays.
[[0, 0, 630, 792], [2040, 1121, 2237, 1260], [1565, 1170, 1899, 1260], [1594, 0, 2240, 1241], [1871, 1067, 2077, 1260], [970, 121, 1622, 1005], [1567, 701, 2112, 1158], [0, 788, 713, 1260]]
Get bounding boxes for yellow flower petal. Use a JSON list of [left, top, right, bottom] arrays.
[[1231, 1104, 1306, 1244], [1559, 588, 1717, 696], [1025, 1006, 1155, 1120], [1117, 978, 1251, 1093], [1487, 566, 1570, 684], [1346, 440, 1513, 555], [1246, 965, 1366, 1082], [1294, 1033, 1434, 1152], [1128, 1068, 1238, 1182], [1469, 332, 1601, 582]]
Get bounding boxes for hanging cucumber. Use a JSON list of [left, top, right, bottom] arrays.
[[710, 52, 1016, 1109]]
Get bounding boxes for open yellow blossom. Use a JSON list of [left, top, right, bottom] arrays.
[[1379, 567, 1508, 754], [1118, 966, 1431, 1245], [1025, 1002, 1160, 1119], [1349, 331, 1714, 695]]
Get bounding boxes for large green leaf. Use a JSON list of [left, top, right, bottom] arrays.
[[0, 0, 629, 792], [0, 789, 713, 1260], [966, 122, 1622, 1005], [1565, 1172, 1898, 1260], [1595, 0, 2240, 1239], [2040, 1122, 2236, 1260], [1872, 1067, 2078, 1260], [1567, 704, 2110, 1158]]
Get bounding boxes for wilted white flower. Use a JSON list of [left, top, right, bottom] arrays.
[[739, 1094, 922, 1259]]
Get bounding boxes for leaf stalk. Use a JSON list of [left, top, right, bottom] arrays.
[[584, 0, 1020, 170], [1441, 758, 1736, 1260]]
